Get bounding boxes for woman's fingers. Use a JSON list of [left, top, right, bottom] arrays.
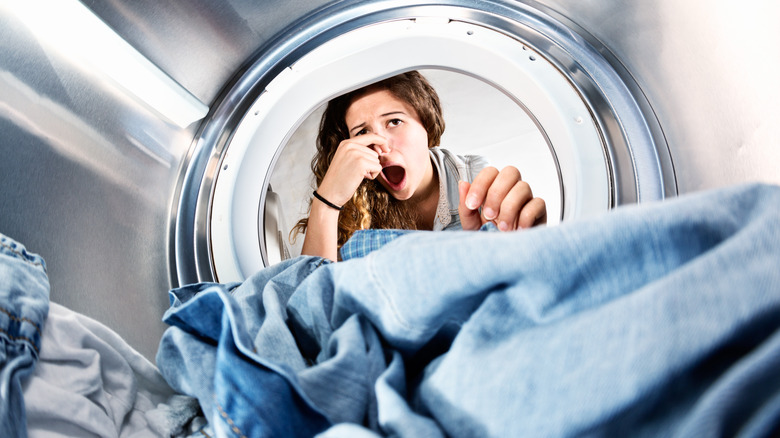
[[518, 196, 547, 229], [460, 166, 547, 232], [494, 180, 533, 231], [462, 166, 499, 212], [317, 136, 387, 206], [481, 167, 522, 222], [342, 133, 389, 155], [458, 180, 482, 230]]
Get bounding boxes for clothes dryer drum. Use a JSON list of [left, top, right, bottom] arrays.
[[0, 0, 777, 361]]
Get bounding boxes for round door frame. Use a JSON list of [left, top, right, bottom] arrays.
[[170, 0, 677, 286]]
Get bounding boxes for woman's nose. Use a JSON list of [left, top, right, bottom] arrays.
[[370, 133, 391, 155], [371, 141, 390, 156]]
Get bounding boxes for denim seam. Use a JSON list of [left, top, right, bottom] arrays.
[[0, 240, 44, 267], [0, 327, 40, 354], [0, 305, 43, 339], [213, 394, 247, 438]]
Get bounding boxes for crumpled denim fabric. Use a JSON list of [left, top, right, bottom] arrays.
[[157, 183, 780, 437], [0, 234, 49, 438], [156, 258, 334, 437]]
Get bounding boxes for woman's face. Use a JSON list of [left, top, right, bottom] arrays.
[[344, 89, 435, 202]]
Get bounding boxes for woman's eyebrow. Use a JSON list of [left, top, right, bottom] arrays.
[[381, 111, 406, 118], [349, 122, 366, 135]]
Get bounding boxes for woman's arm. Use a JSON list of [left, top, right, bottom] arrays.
[[300, 133, 389, 261], [301, 196, 342, 261]]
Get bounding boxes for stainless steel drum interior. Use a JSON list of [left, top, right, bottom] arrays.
[[1, 0, 777, 361]]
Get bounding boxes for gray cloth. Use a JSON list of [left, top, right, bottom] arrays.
[[23, 303, 203, 437]]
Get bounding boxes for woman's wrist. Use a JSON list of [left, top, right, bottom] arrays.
[[308, 195, 342, 221], [302, 193, 341, 261], [313, 190, 343, 211]]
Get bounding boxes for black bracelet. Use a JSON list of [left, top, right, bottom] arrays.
[[312, 190, 343, 211]]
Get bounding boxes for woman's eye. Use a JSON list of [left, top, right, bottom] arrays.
[[354, 128, 368, 136], [388, 119, 402, 127]]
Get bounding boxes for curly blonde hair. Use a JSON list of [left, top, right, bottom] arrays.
[[291, 71, 445, 248]]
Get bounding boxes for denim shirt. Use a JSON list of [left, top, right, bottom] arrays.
[[428, 147, 487, 231]]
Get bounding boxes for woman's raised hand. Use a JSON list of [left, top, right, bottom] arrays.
[[316, 134, 390, 207], [303, 134, 390, 261], [457, 166, 547, 231]]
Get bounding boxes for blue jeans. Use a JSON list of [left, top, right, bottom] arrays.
[[157, 183, 780, 437], [0, 234, 50, 438]]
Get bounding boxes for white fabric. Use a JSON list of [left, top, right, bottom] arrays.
[[22, 303, 200, 437]]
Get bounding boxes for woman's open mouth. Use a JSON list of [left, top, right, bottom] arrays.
[[381, 165, 406, 192]]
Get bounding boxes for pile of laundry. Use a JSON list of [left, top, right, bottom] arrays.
[[3, 183, 780, 437]]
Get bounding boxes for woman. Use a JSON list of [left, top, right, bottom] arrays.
[[293, 71, 547, 261]]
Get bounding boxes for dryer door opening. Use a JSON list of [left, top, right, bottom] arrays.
[[172, 1, 676, 285]]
